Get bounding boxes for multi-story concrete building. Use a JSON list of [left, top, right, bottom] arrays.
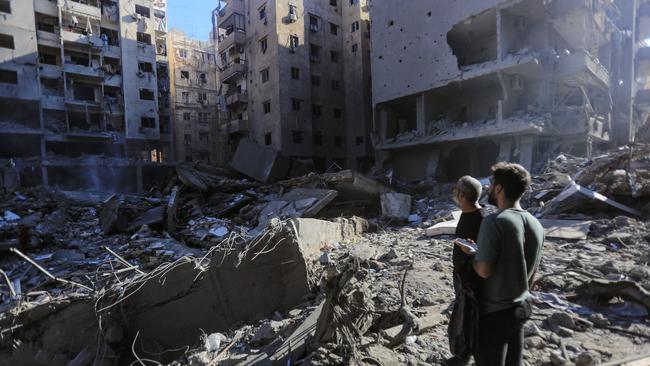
[[168, 29, 219, 164], [212, 0, 373, 171], [370, 0, 643, 181], [0, 0, 172, 192]]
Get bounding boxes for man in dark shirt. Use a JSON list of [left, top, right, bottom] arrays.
[[457, 163, 544, 366], [446, 176, 484, 366]]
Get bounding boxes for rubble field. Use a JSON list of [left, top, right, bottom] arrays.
[[1, 146, 650, 366]]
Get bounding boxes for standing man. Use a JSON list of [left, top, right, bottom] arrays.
[[457, 163, 544, 366], [446, 176, 484, 365]]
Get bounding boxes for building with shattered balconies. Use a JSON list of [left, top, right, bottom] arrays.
[[211, 0, 373, 171], [0, 0, 172, 192], [168, 29, 220, 165], [370, 0, 643, 181]]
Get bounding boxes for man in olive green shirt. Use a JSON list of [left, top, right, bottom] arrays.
[[457, 162, 544, 366]]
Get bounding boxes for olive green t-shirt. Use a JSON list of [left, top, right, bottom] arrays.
[[474, 209, 544, 314]]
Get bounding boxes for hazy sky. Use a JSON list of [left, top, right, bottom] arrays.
[[167, 0, 215, 41]]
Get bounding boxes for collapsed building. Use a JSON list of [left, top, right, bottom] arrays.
[[0, 0, 173, 192], [370, 0, 644, 181]]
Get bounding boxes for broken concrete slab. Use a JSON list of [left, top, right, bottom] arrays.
[[541, 181, 642, 217], [99, 195, 121, 234], [425, 219, 459, 237], [230, 139, 291, 183], [255, 188, 338, 233], [380, 192, 412, 220], [125, 206, 165, 232], [382, 307, 445, 347], [538, 219, 591, 240], [321, 169, 390, 199]]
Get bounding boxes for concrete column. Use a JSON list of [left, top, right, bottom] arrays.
[[425, 149, 439, 177], [518, 135, 535, 171], [497, 138, 512, 162], [416, 93, 426, 134]]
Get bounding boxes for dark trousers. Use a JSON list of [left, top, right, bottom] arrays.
[[474, 303, 530, 366]]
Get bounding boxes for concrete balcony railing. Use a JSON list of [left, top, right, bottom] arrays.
[[217, 0, 245, 23], [225, 91, 248, 107], [36, 30, 60, 48], [221, 119, 249, 134], [104, 74, 122, 88], [41, 95, 66, 110], [220, 61, 247, 84], [218, 31, 246, 52], [104, 45, 121, 58], [39, 64, 63, 79], [556, 51, 609, 87], [62, 29, 104, 48], [35, 0, 58, 15], [59, 0, 102, 18], [64, 63, 104, 79]]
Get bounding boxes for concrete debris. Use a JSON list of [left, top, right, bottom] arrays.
[[2, 148, 650, 365]]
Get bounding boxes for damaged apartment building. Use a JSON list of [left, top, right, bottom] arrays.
[[168, 29, 219, 165], [212, 0, 373, 170], [370, 0, 643, 181], [0, 0, 172, 192]]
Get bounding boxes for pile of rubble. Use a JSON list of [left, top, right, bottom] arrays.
[[0, 145, 650, 365]]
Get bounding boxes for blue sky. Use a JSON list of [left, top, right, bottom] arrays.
[[167, 0, 216, 41]]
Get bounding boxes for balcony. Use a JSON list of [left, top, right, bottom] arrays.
[[556, 51, 610, 88], [220, 61, 247, 84], [218, 30, 246, 52], [226, 91, 248, 107], [37, 30, 60, 48], [221, 119, 249, 134], [40, 64, 63, 79], [41, 95, 66, 110], [59, 0, 102, 19], [217, 0, 245, 22], [62, 29, 104, 48], [35, 0, 58, 15], [104, 45, 121, 58], [64, 63, 104, 79], [104, 74, 122, 88]]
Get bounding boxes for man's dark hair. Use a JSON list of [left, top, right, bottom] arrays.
[[491, 162, 531, 201], [457, 175, 482, 203]]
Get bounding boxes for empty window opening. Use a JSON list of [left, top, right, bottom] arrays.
[[289, 35, 299, 51], [291, 67, 300, 80], [310, 44, 320, 62], [309, 15, 319, 32], [101, 28, 119, 46], [259, 5, 267, 20], [0, 33, 14, 49], [261, 68, 269, 83], [351, 43, 358, 52], [139, 88, 155, 100], [330, 23, 338, 35], [292, 98, 302, 111], [0, 69, 18, 84], [260, 36, 268, 53], [0, 0, 10, 14], [356, 136, 364, 145], [68, 111, 91, 131], [333, 108, 343, 119], [183, 112, 191, 121], [137, 32, 151, 45], [350, 0, 358, 4], [39, 51, 58, 65], [199, 132, 209, 143], [447, 10, 498, 67], [141, 117, 156, 129], [135, 5, 150, 18], [292, 130, 304, 144], [179, 48, 188, 58], [263, 100, 271, 113], [36, 13, 59, 33], [198, 92, 207, 102], [351, 21, 360, 32], [180, 70, 189, 79], [73, 84, 95, 101], [311, 74, 321, 86], [264, 133, 272, 145], [331, 79, 340, 91], [103, 57, 121, 74], [138, 61, 153, 73], [41, 77, 63, 96], [330, 51, 340, 63], [44, 109, 67, 133], [334, 135, 342, 146], [330, 0, 337, 6], [68, 52, 90, 66], [199, 73, 207, 84], [314, 132, 323, 146], [312, 104, 322, 116]]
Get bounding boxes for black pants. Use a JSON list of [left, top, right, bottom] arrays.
[[474, 302, 531, 366]]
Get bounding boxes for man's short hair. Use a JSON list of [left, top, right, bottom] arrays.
[[491, 162, 531, 201], [457, 175, 482, 203]]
